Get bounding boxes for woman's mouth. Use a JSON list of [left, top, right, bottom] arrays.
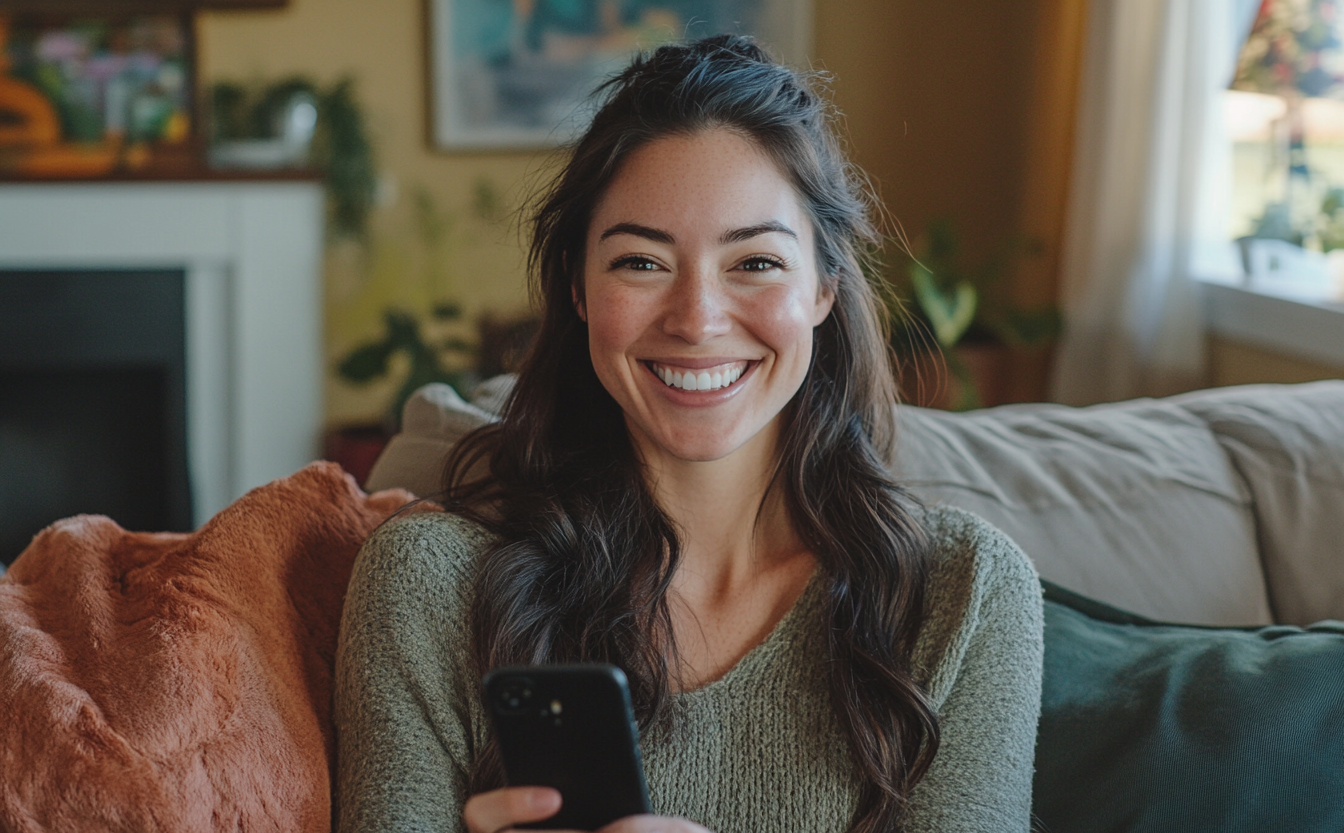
[[648, 360, 749, 392]]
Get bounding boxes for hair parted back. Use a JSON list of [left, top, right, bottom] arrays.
[[443, 34, 939, 832]]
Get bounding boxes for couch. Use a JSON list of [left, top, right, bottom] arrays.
[[369, 377, 1344, 831], [2, 378, 1340, 831]]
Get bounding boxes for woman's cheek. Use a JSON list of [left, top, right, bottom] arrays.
[[588, 290, 648, 345], [749, 286, 821, 341]]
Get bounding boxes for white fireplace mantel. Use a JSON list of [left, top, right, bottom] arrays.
[[0, 180, 323, 527]]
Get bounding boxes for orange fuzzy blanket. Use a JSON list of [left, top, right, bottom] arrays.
[[0, 462, 427, 832]]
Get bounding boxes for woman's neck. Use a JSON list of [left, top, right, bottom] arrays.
[[633, 419, 818, 689], [636, 418, 799, 580]]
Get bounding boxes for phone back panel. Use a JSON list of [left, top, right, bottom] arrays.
[[484, 664, 652, 831]]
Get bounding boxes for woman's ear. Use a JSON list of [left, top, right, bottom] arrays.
[[572, 283, 587, 322], [812, 279, 837, 327]]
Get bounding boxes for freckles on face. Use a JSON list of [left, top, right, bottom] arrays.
[[578, 129, 835, 466]]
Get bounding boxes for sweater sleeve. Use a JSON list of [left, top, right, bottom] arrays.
[[334, 513, 488, 833], [903, 509, 1045, 833]]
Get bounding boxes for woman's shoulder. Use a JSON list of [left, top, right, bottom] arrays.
[[910, 504, 1043, 703], [917, 504, 1039, 592], [350, 510, 495, 611]]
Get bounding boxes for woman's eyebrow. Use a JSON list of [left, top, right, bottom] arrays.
[[599, 222, 675, 244], [720, 221, 797, 244]]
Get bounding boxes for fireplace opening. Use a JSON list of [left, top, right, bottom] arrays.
[[0, 270, 191, 566]]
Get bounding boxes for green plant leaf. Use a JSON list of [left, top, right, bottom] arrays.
[[317, 77, 376, 240], [383, 310, 421, 349], [911, 263, 977, 348], [991, 306, 1063, 348], [945, 349, 983, 412], [336, 341, 393, 382], [432, 301, 463, 320], [435, 336, 475, 354]]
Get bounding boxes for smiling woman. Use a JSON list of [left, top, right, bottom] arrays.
[[580, 130, 834, 468], [335, 35, 1044, 833]]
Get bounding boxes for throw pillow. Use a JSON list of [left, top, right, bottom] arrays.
[[891, 400, 1272, 626], [1034, 580, 1344, 833]]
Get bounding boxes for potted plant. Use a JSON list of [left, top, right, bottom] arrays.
[[324, 304, 476, 484], [208, 75, 376, 239], [885, 219, 1061, 411]]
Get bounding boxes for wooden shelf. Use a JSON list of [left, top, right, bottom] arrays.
[[0, 1, 287, 11], [0, 167, 323, 184]]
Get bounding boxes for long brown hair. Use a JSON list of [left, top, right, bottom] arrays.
[[444, 35, 939, 832]]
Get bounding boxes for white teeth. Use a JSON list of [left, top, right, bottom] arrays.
[[653, 362, 747, 392]]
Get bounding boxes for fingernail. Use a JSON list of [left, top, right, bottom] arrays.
[[531, 788, 559, 810]]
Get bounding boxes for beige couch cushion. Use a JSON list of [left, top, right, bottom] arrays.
[[891, 401, 1273, 626], [1170, 381, 1344, 625], [364, 383, 496, 498]]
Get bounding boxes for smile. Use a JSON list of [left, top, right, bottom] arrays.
[[649, 360, 749, 392]]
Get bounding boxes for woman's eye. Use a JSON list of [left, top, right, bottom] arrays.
[[739, 256, 785, 272], [611, 256, 660, 271]]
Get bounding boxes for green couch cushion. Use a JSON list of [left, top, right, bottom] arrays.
[[1033, 581, 1344, 832]]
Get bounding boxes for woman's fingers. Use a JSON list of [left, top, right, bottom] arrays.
[[463, 792, 710, 833], [597, 815, 713, 833], [462, 786, 565, 833]]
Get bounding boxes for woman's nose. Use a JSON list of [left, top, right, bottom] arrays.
[[661, 269, 732, 343]]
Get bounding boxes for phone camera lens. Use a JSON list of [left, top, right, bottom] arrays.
[[495, 678, 534, 715]]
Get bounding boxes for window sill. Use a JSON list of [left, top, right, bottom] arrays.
[[1197, 275, 1344, 368]]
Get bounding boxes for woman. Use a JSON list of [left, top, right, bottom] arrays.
[[336, 35, 1042, 833]]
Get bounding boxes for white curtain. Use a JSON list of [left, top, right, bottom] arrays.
[[1050, 0, 1255, 405]]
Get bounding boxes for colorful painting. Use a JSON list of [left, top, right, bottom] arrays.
[[429, 0, 812, 150], [1, 14, 191, 146], [0, 13, 192, 176]]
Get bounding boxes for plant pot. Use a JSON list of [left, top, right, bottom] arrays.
[[323, 424, 391, 488], [900, 342, 1013, 411]]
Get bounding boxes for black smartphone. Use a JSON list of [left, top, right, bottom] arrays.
[[482, 663, 652, 831]]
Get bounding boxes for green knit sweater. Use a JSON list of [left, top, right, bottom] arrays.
[[335, 506, 1043, 832]]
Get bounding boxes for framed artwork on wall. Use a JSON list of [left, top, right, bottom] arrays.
[[0, 10, 196, 176], [427, 0, 812, 151]]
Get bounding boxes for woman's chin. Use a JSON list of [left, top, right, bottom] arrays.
[[643, 437, 741, 465], [629, 418, 779, 468]]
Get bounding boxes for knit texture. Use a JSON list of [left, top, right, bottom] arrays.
[[335, 506, 1043, 832]]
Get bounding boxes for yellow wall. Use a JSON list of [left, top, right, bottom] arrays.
[[198, 0, 1076, 424]]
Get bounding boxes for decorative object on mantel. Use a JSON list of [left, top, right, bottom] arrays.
[[427, 0, 813, 150], [0, 11, 196, 177], [885, 219, 1061, 411], [208, 76, 375, 238]]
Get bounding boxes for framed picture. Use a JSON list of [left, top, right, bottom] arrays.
[[0, 10, 194, 176], [428, 0, 812, 151]]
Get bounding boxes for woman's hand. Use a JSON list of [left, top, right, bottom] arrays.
[[464, 787, 569, 833], [463, 787, 712, 833]]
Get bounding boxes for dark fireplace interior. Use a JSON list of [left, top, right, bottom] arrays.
[[0, 270, 192, 567]]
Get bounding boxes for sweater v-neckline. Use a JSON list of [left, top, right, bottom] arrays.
[[675, 567, 824, 699]]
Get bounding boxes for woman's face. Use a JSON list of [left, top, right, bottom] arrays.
[[578, 129, 834, 468]]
